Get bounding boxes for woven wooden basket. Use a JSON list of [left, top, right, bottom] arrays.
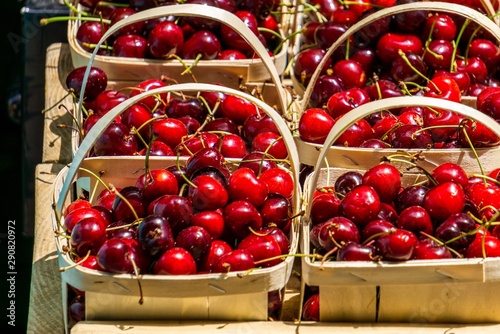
[[52, 82, 301, 333], [298, 95, 500, 323], [68, 2, 289, 84]]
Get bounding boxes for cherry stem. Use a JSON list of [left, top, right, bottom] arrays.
[[58, 104, 85, 142], [300, 1, 327, 23], [109, 183, 140, 222], [77, 167, 110, 203], [40, 16, 111, 25], [362, 229, 396, 246], [397, 49, 432, 84], [42, 90, 73, 114], [405, 164, 438, 187], [127, 255, 144, 305], [60, 250, 92, 272], [319, 246, 339, 269], [457, 118, 485, 180], [451, 19, 470, 71], [419, 231, 464, 258], [168, 54, 198, 82]]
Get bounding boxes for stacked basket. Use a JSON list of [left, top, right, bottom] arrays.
[[51, 2, 301, 333]]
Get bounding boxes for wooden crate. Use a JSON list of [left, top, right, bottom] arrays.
[[52, 82, 301, 333], [300, 166, 500, 323], [67, 2, 289, 85], [298, 95, 500, 322]]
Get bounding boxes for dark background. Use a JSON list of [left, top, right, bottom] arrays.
[[2, 1, 35, 333]]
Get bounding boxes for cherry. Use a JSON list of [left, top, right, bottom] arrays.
[[435, 212, 476, 252], [335, 171, 363, 198], [390, 51, 427, 85], [93, 122, 138, 156], [394, 185, 428, 214], [136, 214, 175, 259], [308, 74, 345, 108], [70, 217, 107, 257], [423, 181, 466, 224], [96, 238, 139, 274], [422, 107, 462, 143], [181, 30, 222, 60], [175, 226, 212, 261], [92, 89, 128, 115], [147, 20, 184, 59], [397, 205, 434, 237], [189, 174, 229, 211], [362, 163, 401, 204], [468, 38, 500, 71], [109, 7, 144, 37], [422, 13, 457, 41], [76, 21, 109, 54], [220, 11, 259, 53], [314, 21, 350, 58], [465, 235, 500, 258], [153, 247, 197, 275], [223, 200, 262, 239], [431, 162, 468, 188], [375, 228, 418, 261], [412, 238, 453, 260], [165, 97, 208, 123], [112, 34, 148, 58], [310, 192, 340, 226], [237, 233, 282, 267], [251, 132, 287, 160], [191, 210, 225, 240], [334, 119, 374, 147], [388, 124, 433, 149], [176, 132, 219, 156], [213, 249, 255, 273], [128, 78, 168, 111], [293, 47, 332, 87], [298, 108, 335, 144], [65, 66, 107, 102], [220, 94, 258, 125], [182, 0, 221, 30], [376, 32, 423, 64], [317, 216, 360, 252], [361, 219, 395, 243], [455, 57, 489, 84], [326, 87, 371, 119], [301, 293, 320, 321], [218, 133, 248, 158], [205, 117, 240, 136], [259, 167, 294, 200], [331, 59, 366, 89], [69, 295, 85, 323], [64, 207, 107, 234], [337, 241, 376, 261], [242, 113, 279, 143], [152, 194, 193, 236], [112, 186, 146, 223], [135, 169, 179, 205], [458, 118, 500, 148], [197, 239, 232, 273], [151, 118, 189, 151], [227, 167, 268, 207]]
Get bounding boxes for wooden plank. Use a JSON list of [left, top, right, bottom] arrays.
[[27, 163, 66, 334], [43, 43, 75, 165], [70, 321, 500, 333]]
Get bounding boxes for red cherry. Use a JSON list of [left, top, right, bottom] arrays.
[[397, 205, 434, 237], [237, 233, 283, 267], [198, 240, 233, 273], [259, 167, 294, 200], [339, 185, 381, 228], [147, 20, 184, 59], [332, 59, 366, 89], [302, 293, 320, 321], [189, 175, 229, 211], [465, 235, 500, 258], [361, 163, 401, 204], [251, 132, 287, 160], [423, 181, 466, 223], [223, 200, 263, 239], [227, 167, 268, 207], [376, 32, 423, 64], [317, 216, 360, 252], [153, 247, 197, 275], [412, 238, 453, 260], [375, 228, 418, 261], [191, 210, 225, 240], [298, 108, 335, 144], [70, 217, 107, 257], [213, 249, 255, 273], [135, 169, 179, 205]]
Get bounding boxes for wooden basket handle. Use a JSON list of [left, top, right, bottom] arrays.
[[76, 4, 289, 120], [56, 82, 300, 219], [302, 95, 500, 223], [300, 1, 500, 111]]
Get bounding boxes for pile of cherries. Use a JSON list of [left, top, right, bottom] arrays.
[[65, 65, 288, 159], [72, 0, 284, 60], [308, 160, 500, 263], [294, 0, 500, 149], [62, 145, 295, 324]]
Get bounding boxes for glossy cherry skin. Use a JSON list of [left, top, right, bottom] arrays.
[[70, 217, 107, 257], [252, 132, 287, 160], [198, 239, 233, 273], [152, 194, 193, 236], [308, 74, 345, 108], [423, 181, 466, 224], [96, 238, 139, 274], [337, 241, 377, 261], [112, 186, 146, 223], [129, 78, 168, 111], [112, 34, 148, 58], [299, 108, 335, 144], [220, 11, 259, 52], [223, 200, 263, 239], [422, 13, 457, 41], [238, 152, 277, 175], [412, 238, 453, 260], [242, 113, 279, 143], [135, 169, 179, 205], [302, 294, 320, 321], [147, 20, 184, 59], [310, 192, 341, 226], [66, 66, 107, 102], [220, 94, 258, 125], [64, 207, 107, 234], [293, 47, 332, 87], [362, 163, 401, 204], [361, 219, 395, 243], [435, 212, 476, 252], [181, 30, 221, 60], [213, 249, 255, 273], [93, 89, 128, 115], [332, 59, 366, 89], [227, 167, 269, 207], [191, 210, 225, 240], [465, 236, 500, 258], [390, 52, 427, 85], [334, 119, 374, 148], [376, 32, 423, 64], [468, 38, 500, 71], [431, 162, 469, 188], [175, 226, 213, 262], [189, 175, 229, 211], [237, 233, 283, 268], [317, 217, 360, 252], [76, 21, 109, 54], [397, 206, 434, 237], [326, 88, 371, 119], [153, 247, 198, 275], [259, 167, 294, 200], [136, 214, 175, 259], [388, 124, 433, 149], [375, 228, 418, 261]]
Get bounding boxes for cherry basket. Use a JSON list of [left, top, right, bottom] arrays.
[[67, 2, 290, 85], [52, 82, 301, 333], [294, 1, 500, 168], [290, 0, 500, 98], [299, 95, 500, 323], [69, 3, 299, 158]]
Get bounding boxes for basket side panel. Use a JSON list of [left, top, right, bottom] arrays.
[[320, 286, 377, 322], [378, 281, 500, 323]]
